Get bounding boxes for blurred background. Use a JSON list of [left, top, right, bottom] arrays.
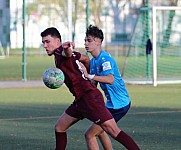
[[0, 0, 181, 86]]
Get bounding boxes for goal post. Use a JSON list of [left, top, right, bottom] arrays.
[[122, 6, 181, 86], [152, 6, 181, 86]]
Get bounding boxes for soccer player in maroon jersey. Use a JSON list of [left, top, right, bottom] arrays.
[[40, 27, 140, 150]]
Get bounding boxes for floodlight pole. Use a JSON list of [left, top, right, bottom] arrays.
[[22, 0, 26, 81], [68, 0, 72, 41], [86, 0, 89, 29], [86, 0, 89, 56]]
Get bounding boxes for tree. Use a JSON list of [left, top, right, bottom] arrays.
[[90, 0, 103, 27], [108, 0, 122, 33], [26, 0, 84, 41], [162, 0, 178, 47], [26, 0, 65, 26]]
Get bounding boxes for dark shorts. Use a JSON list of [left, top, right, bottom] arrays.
[[107, 102, 131, 122], [65, 89, 113, 125]]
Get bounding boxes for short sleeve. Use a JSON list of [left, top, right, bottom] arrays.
[[72, 51, 81, 60]]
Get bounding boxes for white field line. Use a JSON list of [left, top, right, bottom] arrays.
[[128, 110, 181, 115], [0, 110, 180, 121], [0, 116, 59, 121]]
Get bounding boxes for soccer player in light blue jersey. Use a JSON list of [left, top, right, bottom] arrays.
[[80, 25, 135, 150]]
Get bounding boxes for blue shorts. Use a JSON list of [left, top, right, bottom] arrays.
[[107, 103, 130, 122]]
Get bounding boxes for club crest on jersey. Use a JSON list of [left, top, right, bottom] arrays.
[[102, 61, 111, 71]]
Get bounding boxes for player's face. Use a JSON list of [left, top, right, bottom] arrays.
[[84, 35, 100, 53], [42, 35, 60, 56]]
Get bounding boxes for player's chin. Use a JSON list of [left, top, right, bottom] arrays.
[[85, 48, 90, 52], [86, 50, 92, 53], [47, 53, 53, 56], [46, 52, 53, 56]]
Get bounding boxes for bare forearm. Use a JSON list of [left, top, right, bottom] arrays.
[[89, 75, 114, 84], [78, 61, 114, 84]]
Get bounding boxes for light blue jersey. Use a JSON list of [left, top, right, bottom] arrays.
[[90, 50, 130, 109]]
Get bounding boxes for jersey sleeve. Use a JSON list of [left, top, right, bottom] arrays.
[[72, 51, 81, 60]]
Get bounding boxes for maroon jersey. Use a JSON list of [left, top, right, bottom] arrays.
[[54, 46, 96, 99]]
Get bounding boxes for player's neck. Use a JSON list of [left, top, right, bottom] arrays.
[[91, 48, 101, 58]]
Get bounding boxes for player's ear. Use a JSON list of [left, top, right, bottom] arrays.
[[56, 38, 61, 46], [56, 38, 60, 43], [97, 38, 102, 44], [95, 38, 101, 45]]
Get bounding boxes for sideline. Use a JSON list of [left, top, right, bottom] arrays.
[[0, 80, 45, 88]]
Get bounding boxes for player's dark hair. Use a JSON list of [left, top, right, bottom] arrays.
[[41, 27, 62, 41], [86, 25, 104, 42]]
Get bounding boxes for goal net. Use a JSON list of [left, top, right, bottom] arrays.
[[122, 6, 181, 86], [152, 6, 181, 86]]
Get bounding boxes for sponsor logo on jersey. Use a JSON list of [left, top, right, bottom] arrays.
[[102, 61, 111, 71]]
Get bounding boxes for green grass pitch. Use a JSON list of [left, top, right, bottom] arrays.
[[1, 55, 181, 81], [0, 84, 181, 150]]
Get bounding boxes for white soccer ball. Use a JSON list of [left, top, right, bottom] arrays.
[[43, 68, 65, 89]]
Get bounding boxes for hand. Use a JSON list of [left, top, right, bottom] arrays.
[[63, 41, 75, 49], [62, 41, 75, 57], [78, 62, 95, 80], [78, 62, 88, 76]]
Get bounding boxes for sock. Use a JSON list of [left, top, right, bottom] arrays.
[[115, 131, 140, 150], [55, 131, 67, 150]]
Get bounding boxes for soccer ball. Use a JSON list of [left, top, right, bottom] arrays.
[[43, 68, 65, 89]]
